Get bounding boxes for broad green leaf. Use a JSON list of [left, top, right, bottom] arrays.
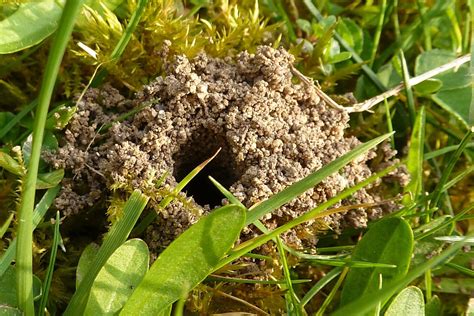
[[333, 232, 471, 316], [425, 295, 441, 316], [121, 205, 246, 315], [76, 243, 100, 289], [0, 151, 23, 175], [414, 50, 456, 75], [65, 190, 149, 316], [432, 87, 471, 129], [246, 133, 394, 225], [340, 217, 414, 314], [0, 266, 42, 307], [0, 0, 65, 54], [36, 169, 64, 189], [84, 239, 149, 316], [403, 107, 426, 204], [384, 286, 425, 316], [414, 49, 471, 128]]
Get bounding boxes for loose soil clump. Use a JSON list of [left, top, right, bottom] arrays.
[[48, 45, 406, 253]]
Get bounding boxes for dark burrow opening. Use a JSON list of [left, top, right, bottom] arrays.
[[173, 128, 241, 208]]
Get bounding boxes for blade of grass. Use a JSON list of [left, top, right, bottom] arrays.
[[431, 128, 473, 208], [369, 0, 387, 67], [246, 132, 394, 224], [0, 100, 37, 140], [300, 267, 342, 308], [442, 165, 474, 191], [64, 190, 149, 316], [384, 99, 395, 147], [206, 275, 311, 285], [445, 262, 474, 277], [414, 206, 473, 241], [132, 149, 221, 236], [216, 163, 398, 271], [276, 237, 302, 315], [416, 0, 432, 50], [316, 267, 348, 316], [425, 143, 474, 160], [15, 1, 83, 313], [0, 186, 60, 278], [38, 211, 61, 316], [331, 233, 473, 316], [400, 50, 416, 124], [91, 0, 149, 87], [0, 213, 14, 239], [403, 106, 425, 205]]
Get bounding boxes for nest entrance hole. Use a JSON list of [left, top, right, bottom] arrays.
[[173, 128, 240, 208]]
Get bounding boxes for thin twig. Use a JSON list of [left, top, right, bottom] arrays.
[[291, 54, 471, 113]]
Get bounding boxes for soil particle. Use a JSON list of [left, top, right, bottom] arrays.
[[48, 46, 407, 251]]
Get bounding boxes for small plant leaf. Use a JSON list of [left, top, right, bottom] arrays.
[[384, 286, 425, 316], [84, 239, 149, 316], [121, 205, 246, 315], [0, 305, 23, 315], [0, 0, 64, 54], [340, 217, 414, 314]]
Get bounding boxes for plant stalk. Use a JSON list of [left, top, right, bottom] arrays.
[[15, 1, 83, 314]]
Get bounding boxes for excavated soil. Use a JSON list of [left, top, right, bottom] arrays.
[[48, 45, 407, 253]]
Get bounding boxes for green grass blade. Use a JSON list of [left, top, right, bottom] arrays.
[[217, 163, 398, 271], [91, 0, 149, 87], [0, 100, 37, 140], [0, 213, 14, 239], [316, 267, 348, 316], [425, 143, 474, 160], [38, 211, 61, 316], [132, 149, 221, 236], [246, 132, 394, 225], [120, 205, 246, 315], [300, 267, 342, 307], [331, 233, 472, 316], [206, 275, 311, 285], [431, 129, 473, 207], [276, 237, 302, 315], [400, 50, 416, 123], [15, 1, 83, 314], [0, 186, 59, 278], [403, 106, 426, 204], [369, 0, 387, 67], [64, 190, 149, 316]]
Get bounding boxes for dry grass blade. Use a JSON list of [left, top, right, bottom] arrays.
[[292, 55, 471, 113]]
